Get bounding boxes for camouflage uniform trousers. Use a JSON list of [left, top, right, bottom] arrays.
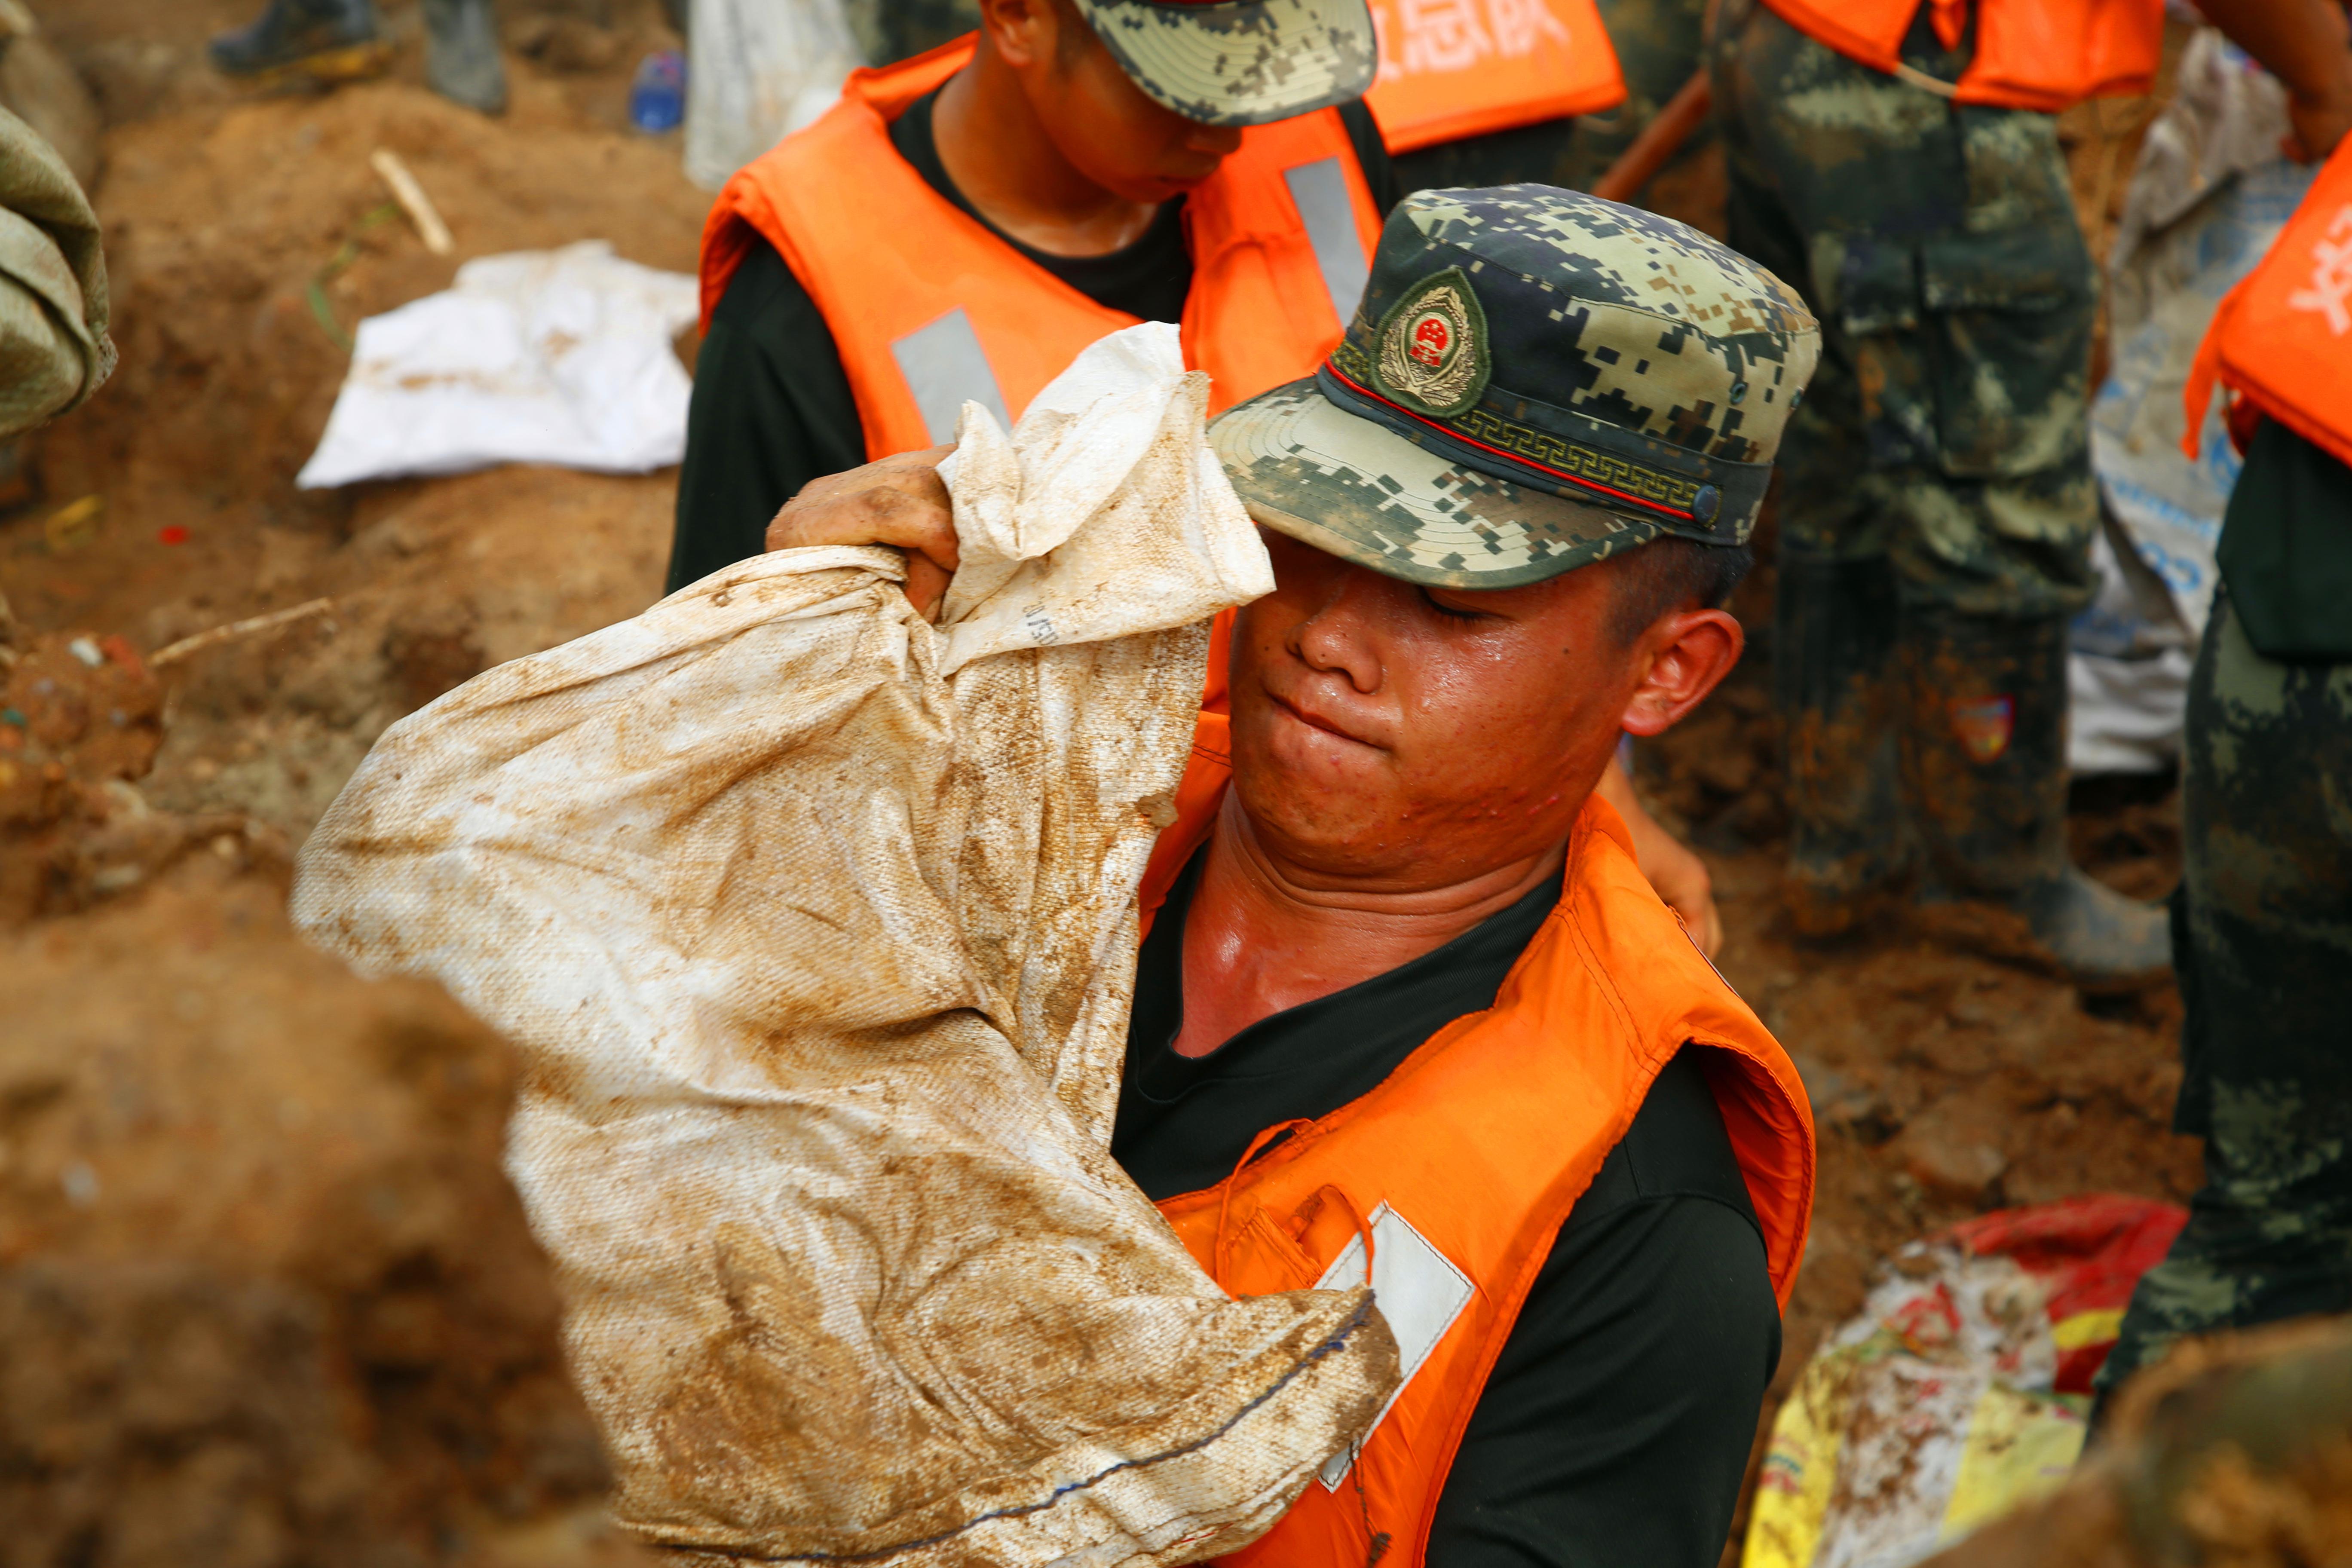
[[2098, 596, 2352, 1401], [1392, 0, 1709, 198], [1704, 0, 2097, 619]]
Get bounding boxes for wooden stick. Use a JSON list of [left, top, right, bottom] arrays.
[[152, 597, 338, 667], [371, 147, 455, 257], [1590, 69, 1714, 205]]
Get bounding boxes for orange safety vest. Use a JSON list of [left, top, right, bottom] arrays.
[[2184, 133, 2352, 470], [1756, 0, 2161, 113], [1139, 615, 1816, 1568], [699, 39, 1386, 459], [1362, 0, 1625, 154]]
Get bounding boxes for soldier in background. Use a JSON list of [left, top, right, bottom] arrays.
[[2096, 118, 2352, 1406], [846, 0, 1650, 203], [1705, 0, 2352, 989]]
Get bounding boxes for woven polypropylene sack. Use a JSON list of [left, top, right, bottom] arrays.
[[292, 324, 1401, 1565]]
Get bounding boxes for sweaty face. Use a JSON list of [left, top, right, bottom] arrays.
[[1029, 18, 1243, 202], [1227, 531, 1649, 890]]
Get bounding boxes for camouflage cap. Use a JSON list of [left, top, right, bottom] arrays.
[[1211, 185, 1822, 588], [1076, 0, 1375, 127]]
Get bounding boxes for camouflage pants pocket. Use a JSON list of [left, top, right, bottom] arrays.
[[1915, 227, 2095, 480]]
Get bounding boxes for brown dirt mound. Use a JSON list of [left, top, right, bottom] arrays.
[[0, 850, 649, 1567], [9, 30, 694, 840], [3, 11, 692, 1558], [0, 583, 640, 1563]]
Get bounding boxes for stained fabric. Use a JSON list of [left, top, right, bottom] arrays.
[[293, 324, 1400, 1566], [0, 103, 110, 437]]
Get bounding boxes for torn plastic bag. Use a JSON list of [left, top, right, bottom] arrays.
[[290, 323, 1401, 1565], [1741, 1196, 2188, 1568]]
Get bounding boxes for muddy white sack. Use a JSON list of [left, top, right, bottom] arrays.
[[292, 324, 1396, 1566]]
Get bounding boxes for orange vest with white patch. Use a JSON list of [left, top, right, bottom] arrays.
[[1756, 0, 2162, 113], [2184, 132, 2352, 469], [698, 39, 1385, 459], [1362, 0, 1625, 154], [1139, 617, 1816, 1568]]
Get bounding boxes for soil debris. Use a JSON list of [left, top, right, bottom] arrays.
[[0, 3, 2235, 1561]]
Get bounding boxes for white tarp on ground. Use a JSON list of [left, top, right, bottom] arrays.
[[290, 323, 1400, 1567], [2073, 30, 2315, 773], [295, 241, 699, 490], [683, 0, 862, 190]]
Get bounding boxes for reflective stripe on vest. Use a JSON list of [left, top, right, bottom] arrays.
[[1283, 158, 1372, 325], [890, 307, 1009, 447], [1754, 0, 2160, 113], [1362, 0, 1625, 153], [699, 37, 1386, 460], [1306, 1204, 1473, 1489], [2185, 133, 2352, 470], [1138, 611, 1817, 1568]]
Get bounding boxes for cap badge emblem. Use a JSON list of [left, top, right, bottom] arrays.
[[1373, 267, 1489, 420]]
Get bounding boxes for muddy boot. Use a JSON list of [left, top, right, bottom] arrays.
[[1776, 549, 1911, 935], [1899, 606, 2171, 989], [423, 0, 508, 114], [209, 0, 389, 82]]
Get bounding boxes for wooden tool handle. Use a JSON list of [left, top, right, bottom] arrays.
[[1590, 68, 1714, 205]]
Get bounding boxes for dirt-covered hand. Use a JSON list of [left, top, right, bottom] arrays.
[[766, 446, 959, 619]]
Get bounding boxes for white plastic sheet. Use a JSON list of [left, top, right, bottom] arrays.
[[295, 241, 698, 490], [291, 324, 1398, 1566]]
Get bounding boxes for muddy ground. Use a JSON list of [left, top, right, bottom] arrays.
[[1, 3, 2202, 1562]]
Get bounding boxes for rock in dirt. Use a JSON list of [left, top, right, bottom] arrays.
[[1893, 1094, 2012, 1201], [0, 618, 241, 922]]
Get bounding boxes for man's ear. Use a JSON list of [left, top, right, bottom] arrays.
[[1617, 608, 1743, 738], [977, 0, 1051, 70]]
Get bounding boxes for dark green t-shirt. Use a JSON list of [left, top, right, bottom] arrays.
[[2217, 418, 2352, 661]]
